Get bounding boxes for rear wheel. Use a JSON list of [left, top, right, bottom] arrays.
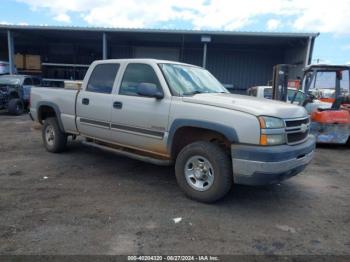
[[175, 141, 233, 203], [8, 99, 24, 115], [42, 117, 67, 153]]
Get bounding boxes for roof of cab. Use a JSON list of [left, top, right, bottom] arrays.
[[92, 58, 199, 68]]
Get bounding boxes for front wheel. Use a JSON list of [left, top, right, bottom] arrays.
[[42, 117, 67, 153], [175, 141, 233, 203]]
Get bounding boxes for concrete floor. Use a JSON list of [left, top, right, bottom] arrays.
[[0, 113, 349, 255]]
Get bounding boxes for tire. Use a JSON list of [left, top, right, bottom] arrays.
[[42, 117, 67, 153], [175, 141, 233, 203], [8, 99, 24, 115]]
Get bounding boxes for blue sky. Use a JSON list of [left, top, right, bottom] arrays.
[[1, 0, 350, 64]]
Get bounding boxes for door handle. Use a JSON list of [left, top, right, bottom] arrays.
[[113, 101, 123, 109], [82, 98, 89, 105]]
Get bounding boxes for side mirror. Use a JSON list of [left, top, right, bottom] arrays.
[[137, 82, 163, 99]]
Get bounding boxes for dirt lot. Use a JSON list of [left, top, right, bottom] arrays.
[[0, 112, 350, 255]]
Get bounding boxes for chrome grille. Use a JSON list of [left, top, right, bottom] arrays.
[[284, 117, 310, 145]]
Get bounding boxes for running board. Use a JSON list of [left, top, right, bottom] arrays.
[[82, 141, 173, 166]]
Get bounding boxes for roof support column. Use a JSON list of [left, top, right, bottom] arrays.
[[305, 36, 312, 67], [102, 32, 108, 60], [201, 36, 211, 69], [202, 43, 207, 68], [7, 30, 15, 74]]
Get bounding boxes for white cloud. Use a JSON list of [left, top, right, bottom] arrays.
[[54, 13, 71, 23], [16, 0, 350, 34], [267, 19, 281, 30], [0, 21, 10, 25]]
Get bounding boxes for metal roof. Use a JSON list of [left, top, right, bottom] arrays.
[[0, 24, 319, 38], [304, 64, 350, 71]]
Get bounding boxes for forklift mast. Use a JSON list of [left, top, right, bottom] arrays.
[[272, 64, 290, 102]]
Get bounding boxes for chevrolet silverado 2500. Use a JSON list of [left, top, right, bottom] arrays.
[[30, 59, 316, 202]]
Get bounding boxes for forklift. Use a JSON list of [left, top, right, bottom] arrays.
[[272, 64, 350, 144]]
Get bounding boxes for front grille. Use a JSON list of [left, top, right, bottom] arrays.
[[285, 118, 309, 127], [284, 117, 310, 145], [287, 131, 309, 143]]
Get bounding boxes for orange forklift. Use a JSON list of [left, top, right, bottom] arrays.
[[272, 64, 350, 144]]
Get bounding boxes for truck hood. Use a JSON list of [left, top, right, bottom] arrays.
[[182, 93, 308, 119]]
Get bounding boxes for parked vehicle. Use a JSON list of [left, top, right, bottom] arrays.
[[29, 59, 315, 202], [0, 61, 17, 75], [247, 86, 305, 103], [270, 64, 350, 144], [0, 75, 42, 115], [0, 61, 10, 75], [247, 85, 331, 113]]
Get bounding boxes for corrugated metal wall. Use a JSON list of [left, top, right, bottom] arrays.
[[1, 29, 309, 90], [0, 35, 8, 60], [183, 46, 284, 93], [284, 45, 308, 79]]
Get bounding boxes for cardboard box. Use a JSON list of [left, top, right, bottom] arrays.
[[15, 53, 24, 69], [64, 80, 82, 90], [25, 55, 41, 70]]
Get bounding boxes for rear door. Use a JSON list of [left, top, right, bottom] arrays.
[[22, 77, 33, 102], [76, 63, 120, 140], [109, 63, 171, 156]]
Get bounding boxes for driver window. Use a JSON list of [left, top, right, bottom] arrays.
[[119, 63, 162, 96], [23, 78, 33, 85]]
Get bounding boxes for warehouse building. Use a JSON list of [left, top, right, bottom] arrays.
[[0, 25, 318, 92]]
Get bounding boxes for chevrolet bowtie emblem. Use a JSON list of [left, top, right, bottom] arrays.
[[300, 123, 308, 133]]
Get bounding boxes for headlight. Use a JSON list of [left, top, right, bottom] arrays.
[[260, 134, 286, 145], [259, 116, 286, 145], [259, 116, 285, 129]]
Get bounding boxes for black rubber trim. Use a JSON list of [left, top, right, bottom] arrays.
[[231, 135, 316, 162], [36, 101, 65, 132], [235, 164, 307, 186], [111, 123, 164, 138], [80, 118, 110, 128], [28, 112, 34, 121], [167, 119, 239, 151]]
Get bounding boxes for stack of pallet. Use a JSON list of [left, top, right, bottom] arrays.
[[15, 54, 41, 73]]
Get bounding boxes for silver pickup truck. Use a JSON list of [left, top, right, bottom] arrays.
[[30, 59, 315, 202]]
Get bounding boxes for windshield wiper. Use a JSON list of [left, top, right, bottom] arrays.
[[182, 90, 206, 96]]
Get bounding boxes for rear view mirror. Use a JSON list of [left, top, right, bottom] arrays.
[[302, 92, 315, 106], [137, 82, 163, 99]]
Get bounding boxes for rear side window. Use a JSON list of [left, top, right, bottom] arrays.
[[32, 78, 42, 86], [23, 78, 33, 85], [119, 63, 162, 96], [263, 88, 273, 99], [87, 63, 119, 94], [248, 88, 257, 97]]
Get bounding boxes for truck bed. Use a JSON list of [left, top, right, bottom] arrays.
[[30, 87, 79, 134]]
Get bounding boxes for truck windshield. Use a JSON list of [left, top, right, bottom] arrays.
[[0, 77, 21, 86], [159, 63, 228, 96]]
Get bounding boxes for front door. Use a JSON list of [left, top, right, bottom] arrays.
[[110, 63, 171, 156]]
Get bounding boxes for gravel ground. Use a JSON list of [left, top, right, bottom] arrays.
[[0, 113, 349, 255]]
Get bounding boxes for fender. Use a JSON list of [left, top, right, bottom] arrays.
[[167, 119, 239, 151], [36, 101, 65, 132]]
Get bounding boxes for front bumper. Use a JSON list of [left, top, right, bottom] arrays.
[[231, 135, 316, 186], [310, 122, 350, 144]]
